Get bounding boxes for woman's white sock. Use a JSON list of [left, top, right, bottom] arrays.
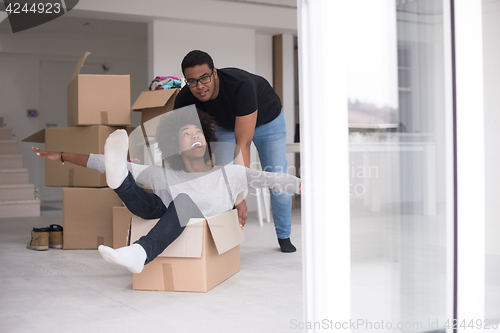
[[104, 129, 129, 189], [98, 244, 147, 274]]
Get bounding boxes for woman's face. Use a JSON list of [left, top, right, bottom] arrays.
[[177, 124, 207, 158]]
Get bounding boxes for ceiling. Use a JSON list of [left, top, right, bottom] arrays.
[[0, 0, 297, 36], [0, 14, 148, 36]]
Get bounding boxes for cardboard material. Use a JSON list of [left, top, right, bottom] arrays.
[[63, 187, 123, 249], [132, 89, 179, 124], [129, 209, 245, 292], [23, 126, 124, 187], [112, 206, 134, 249], [67, 52, 131, 127]]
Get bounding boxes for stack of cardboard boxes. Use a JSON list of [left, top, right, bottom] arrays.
[[23, 52, 130, 249]]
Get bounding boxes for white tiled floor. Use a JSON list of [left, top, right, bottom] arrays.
[[0, 204, 303, 333]]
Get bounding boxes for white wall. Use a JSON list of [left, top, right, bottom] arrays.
[[68, 0, 297, 33], [0, 27, 148, 200], [148, 20, 256, 80], [255, 34, 273, 84], [483, 0, 500, 255]]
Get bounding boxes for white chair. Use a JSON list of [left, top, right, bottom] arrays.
[[255, 187, 271, 226], [251, 143, 272, 226]]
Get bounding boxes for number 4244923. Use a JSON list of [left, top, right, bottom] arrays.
[[5, 2, 62, 14]]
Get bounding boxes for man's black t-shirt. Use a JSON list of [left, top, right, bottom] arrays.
[[174, 68, 282, 131]]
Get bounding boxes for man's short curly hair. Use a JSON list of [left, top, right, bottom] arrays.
[[156, 106, 217, 171], [181, 50, 214, 76]]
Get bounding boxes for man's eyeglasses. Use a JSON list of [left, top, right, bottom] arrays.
[[185, 72, 213, 88]]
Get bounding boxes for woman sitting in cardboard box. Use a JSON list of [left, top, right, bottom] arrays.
[[32, 105, 301, 274]]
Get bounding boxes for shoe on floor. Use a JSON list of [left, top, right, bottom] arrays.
[[278, 237, 296, 253], [48, 224, 63, 249], [27, 227, 49, 251]]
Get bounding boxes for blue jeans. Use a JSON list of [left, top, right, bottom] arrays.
[[114, 172, 203, 264], [214, 112, 292, 239]]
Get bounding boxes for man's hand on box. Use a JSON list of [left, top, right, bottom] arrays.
[[235, 199, 248, 230], [31, 147, 61, 161]]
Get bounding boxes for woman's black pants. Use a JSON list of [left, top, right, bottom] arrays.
[[113, 172, 203, 264]]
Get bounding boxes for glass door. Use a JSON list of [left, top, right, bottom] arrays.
[[299, 0, 489, 331], [348, 1, 451, 331]]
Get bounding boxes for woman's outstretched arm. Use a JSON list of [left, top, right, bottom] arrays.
[[243, 167, 361, 200], [32, 147, 162, 192], [31, 147, 89, 167]]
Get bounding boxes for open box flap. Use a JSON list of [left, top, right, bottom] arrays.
[[206, 209, 245, 255], [129, 216, 205, 258], [132, 90, 178, 111], [69, 52, 91, 83], [22, 129, 46, 143], [159, 217, 205, 257]]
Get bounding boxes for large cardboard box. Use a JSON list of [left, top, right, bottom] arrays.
[[23, 126, 124, 187], [132, 89, 179, 124], [63, 187, 123, 249], [68, 52, 131, 127], [113, 206, 134, 249], [129, 209, 245, 292]]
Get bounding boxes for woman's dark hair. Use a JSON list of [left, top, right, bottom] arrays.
[[156, 107, 217, 171], [181, 50, 215, 76]]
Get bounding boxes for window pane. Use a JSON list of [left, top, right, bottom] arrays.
[[348, 0, 449, 331]]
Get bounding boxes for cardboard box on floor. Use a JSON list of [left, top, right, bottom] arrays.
[[129, 209, 245, 292], [23, 126, 128, 187], [63, 187, 123, 250], [68, 52, 131, 127], [113, 206, 134, 249], [132, 88, 179, 124]]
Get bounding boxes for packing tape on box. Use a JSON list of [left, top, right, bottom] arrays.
[[162, 263, 175, 291], [68, 168, 74, 186], [97, 236, 104, 247], [141, 124, 155, 164], [100, 111, 108, 125]]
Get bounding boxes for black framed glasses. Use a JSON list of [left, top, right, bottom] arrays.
[[185, 71, 213, 88]]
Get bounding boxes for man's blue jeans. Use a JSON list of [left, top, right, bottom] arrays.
[[214, 112, 292, 239]]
